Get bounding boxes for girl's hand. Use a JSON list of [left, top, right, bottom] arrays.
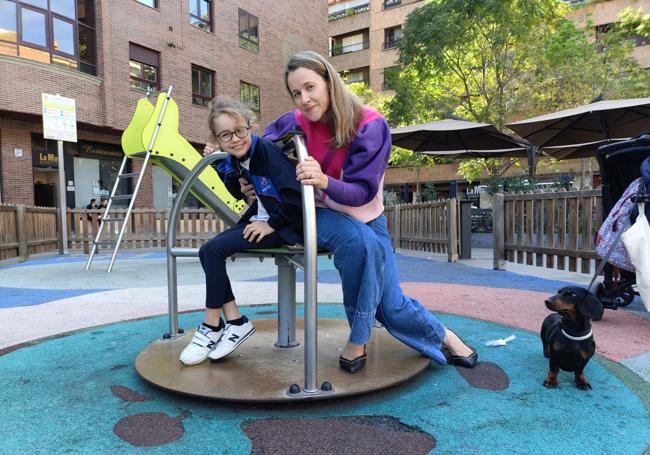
[[239, 178, 257, 205], [296, 156, 328, 190], [243, 221, 275, 243], [203, 143, 216, 156]]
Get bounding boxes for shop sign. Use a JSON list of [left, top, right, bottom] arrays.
[[42, 93, 77, 143], [78, 141, 123, 160], [33, 149, 59, 167]]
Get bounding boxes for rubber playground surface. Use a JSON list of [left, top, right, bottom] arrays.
[[1, 251, 649, 454]]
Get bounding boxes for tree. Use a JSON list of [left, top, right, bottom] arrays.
[[388, 0, 650, 182], [516, 17, 650, 116], [390, 0, 567, 129]]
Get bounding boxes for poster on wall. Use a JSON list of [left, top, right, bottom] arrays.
[[42, 93, 77, 143]]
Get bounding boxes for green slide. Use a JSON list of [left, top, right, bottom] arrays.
[[121, 93, 247, 218]]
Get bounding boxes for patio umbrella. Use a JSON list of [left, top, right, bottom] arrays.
[[506, 98, 650, 154], [391, 119, 528, 154], [390, 118, 536, 176]]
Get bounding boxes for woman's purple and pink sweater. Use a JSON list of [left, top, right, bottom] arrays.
[[264, 107, 391, 223]]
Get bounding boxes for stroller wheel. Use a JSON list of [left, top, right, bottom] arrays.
[[614, 288, 636, 307]]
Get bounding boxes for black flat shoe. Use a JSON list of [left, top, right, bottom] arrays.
[[443, 330, 478, 368], [339, 344, 367, 373], [442, 347, 478, 368], [339, 352, 367, 373]]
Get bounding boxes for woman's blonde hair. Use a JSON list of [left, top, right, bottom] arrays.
[[207, 96, 256, 143], [285, 51, 363, 148]]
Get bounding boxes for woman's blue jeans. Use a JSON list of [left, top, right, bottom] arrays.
[[316, 208, 447, 365]]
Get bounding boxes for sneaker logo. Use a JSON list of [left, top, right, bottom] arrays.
[[228, 333, 240, 343], [198, 325, 212, 336]]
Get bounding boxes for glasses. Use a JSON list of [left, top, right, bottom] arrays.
[[217, 126, 250, 142]]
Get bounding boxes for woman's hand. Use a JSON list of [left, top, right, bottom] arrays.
[[243, 221, 275, 243], [203, 143, 216, 156], [239, 178, 257, 205], [296, 156, 328, 190]]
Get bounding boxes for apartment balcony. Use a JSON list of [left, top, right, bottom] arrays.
[[328, 3, 370, 21], [328, 7, 370, 37], [329, 47, 370, 72]]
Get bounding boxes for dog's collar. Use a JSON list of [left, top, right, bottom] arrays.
[[561, 328, 592, 341]]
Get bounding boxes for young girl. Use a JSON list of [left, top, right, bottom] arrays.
[[180, 97, 303, 365]]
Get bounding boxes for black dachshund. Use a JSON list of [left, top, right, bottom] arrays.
[[541, 286, 603, 390]]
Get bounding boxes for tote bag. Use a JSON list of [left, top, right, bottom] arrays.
[[622, 202, 650, 311]]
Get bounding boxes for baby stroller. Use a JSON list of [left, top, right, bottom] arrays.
[[591, 134, 650, 314]]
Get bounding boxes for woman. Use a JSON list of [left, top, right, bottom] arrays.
[[263, 51, 477, 372]]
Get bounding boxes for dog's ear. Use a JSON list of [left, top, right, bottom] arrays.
[[577, 292, 604, 320]]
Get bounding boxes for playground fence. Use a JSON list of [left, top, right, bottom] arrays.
[[0, 204, 59, 261], [384, 198, 459, 262], [491, 189, 602, 273], [1, 190, 602, 271]]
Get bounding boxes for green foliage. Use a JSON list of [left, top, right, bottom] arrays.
[[387, 0, 650, 180], [618, 7, 650, 39], [457, 158, 519, 183], [347, 82, 392, 117], [391, 0, 567, 129], [389, 146, 433, 167], [517, 17, 650, 116], [484, 174, 532, 195], [484, 170, 575, 195], [418, 182, 438, 202]]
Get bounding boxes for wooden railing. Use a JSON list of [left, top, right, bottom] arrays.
[[0, 205, 233, 262], [67, 208, 229, 253], [384, 199, 458, 262], [492, 189, 602, 273], [0, 204, 59, 261], [2, 191, 601, 273]]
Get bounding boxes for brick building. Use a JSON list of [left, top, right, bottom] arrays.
[[0, 0, 327, 208]]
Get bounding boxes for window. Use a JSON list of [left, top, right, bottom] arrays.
[[238, 9, 259, 52], [240, 81, 260, 118], [192, 65, 214, 107], [330, 32, 369, 56], [189, 0, 211, 31], [129, 43, 159, 92], [383, 0, 400, 9], [0, 0, 97, 74], [340, 67, 369, 85], [136, 0, 156, 7], [384, 26, 402, 49]]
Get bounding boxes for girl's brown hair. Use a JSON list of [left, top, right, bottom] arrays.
[[285, 51, 363, 148]]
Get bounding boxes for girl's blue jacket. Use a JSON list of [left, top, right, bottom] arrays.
[[216, 134, 303, 244]]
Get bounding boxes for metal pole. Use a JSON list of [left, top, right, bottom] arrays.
[[275, 256, 298, 347], [57, 140, 68, 255], [293, 134, 318, 393], [166, 151, 236, 338]]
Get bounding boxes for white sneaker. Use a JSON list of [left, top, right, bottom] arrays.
[[179, 324, 223, 365], [208, 320, 256, 361]]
